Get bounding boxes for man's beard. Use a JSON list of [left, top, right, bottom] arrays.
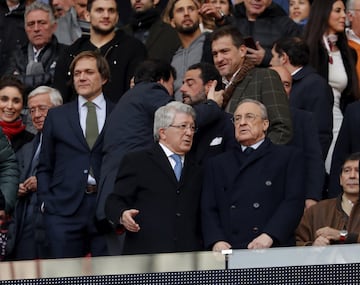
[[176, 22, 199, 35], [92, 24, 116, 36]]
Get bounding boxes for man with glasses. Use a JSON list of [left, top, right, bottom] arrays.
[[201, 99, 305, 252], [9, 86, 63, 260], [105, 101, 204, 255]]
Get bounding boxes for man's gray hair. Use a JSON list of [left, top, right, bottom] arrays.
[[153, 101, 196, 141], [236, 99, 268, 120], [28, 86, 63, 107], [25, 2, 56, 25]]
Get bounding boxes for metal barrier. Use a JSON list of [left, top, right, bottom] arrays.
[[0, 245, 359, 284]]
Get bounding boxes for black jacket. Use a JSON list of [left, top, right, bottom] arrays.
[[0, 0, 27, 76], [53, 30, 147, 103], [233, 2, 301, 66]]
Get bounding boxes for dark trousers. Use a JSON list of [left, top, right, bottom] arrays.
[[44, 194, 108, 258]]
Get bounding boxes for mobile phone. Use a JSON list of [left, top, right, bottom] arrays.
[[244, 37, 257, 50]]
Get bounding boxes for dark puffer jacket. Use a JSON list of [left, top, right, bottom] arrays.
[[4, 36, 66, 98], [0, 128, 19, 213]]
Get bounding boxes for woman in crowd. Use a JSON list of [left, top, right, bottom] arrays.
[[0, 76, 34, 152], [303, 0, 360, 173], [289, 0, 312, 29]]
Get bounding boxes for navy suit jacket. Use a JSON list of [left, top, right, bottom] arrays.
[[190, 111, 236, 164], [37, 98, 114, 216], [329, 101, 360, 198], [290, 65, 333, 159], [201, 138, 305, 249], [105, 143, 203, 255], [287, 108, 325, 201]]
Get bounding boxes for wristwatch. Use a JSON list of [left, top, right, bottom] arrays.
[[339, 230, 348, 242]]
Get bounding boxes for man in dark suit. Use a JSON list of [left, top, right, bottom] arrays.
[[37, 51, 114, 258], [9, 86, 63, 260], [329, 101, 360, 198], [180, 62, 235, 164], [270, 37, 333, 160], [201, 99, 305, 252], [270, 65, 325, 208], [105, 101, 203, 255]]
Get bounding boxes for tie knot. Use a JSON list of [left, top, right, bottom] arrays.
[[85, 101, 96, 109], [243, 147, 254, 155], [171, 154, 182, 164]]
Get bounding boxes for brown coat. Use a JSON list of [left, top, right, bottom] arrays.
[[296, 196, 360, 246]]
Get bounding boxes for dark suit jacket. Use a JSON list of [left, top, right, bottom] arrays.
[[288, 108, 325, 201], [37, 98, 114, 216], [190, 111, 236, 164], [105, 143, 203, 255], [122, 17, 181, 63], [290, 65, 333, 159], [201, 138, 305, 249], [329, 101, 360, 198]]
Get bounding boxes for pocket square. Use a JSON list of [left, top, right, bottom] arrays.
[[210, 137, 223, 146]]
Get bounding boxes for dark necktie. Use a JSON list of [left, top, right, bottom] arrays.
[[243, 147, 254, 156], [29, 134, 42, 176], [171, 154, 182, 181], [85, 101, 99, 148]]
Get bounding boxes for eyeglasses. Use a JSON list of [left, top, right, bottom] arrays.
[[29, 105, 50, 115], [231, 113, 261, 124], [169, 124, 198, 133]]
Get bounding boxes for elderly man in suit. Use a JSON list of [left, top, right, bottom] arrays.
[[37, 51, 114, 258], [105, 101, 203, 255], [9, 86, 63, 260], [201, 99, 305, 251]]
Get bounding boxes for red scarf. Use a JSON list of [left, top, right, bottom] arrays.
[[0, 119, 26, 140]]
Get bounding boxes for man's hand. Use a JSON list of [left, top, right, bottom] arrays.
[[316, 226, 341, 241], [305, 199, 317, 210], [247, 233, 273, 249], [207, 80, 224, 107], [199, 2, 223, 21], [313, 235, 331, 246], [245, 42, 266, 66], [212, 241, 232, 252], [121, 209, 140, 232], [18, 176, 38, 197]]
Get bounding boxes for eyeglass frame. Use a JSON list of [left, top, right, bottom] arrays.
[[168, 124, 198, 133], [28, 105, 51, 115]]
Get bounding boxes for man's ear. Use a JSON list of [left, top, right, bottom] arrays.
[[280, 52, 289, 65], [204, 80, 214, 94], [153, 0, 160, 6]]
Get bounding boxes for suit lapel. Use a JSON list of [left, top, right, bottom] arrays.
[[150, 144, 181, 185], [67, 99, 89, 148]]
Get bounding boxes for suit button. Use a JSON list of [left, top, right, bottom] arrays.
[[176, 213, 181, 217], [83, 169, 88, 174], [176, 190, 180, 194], [265, 180, 272, 186], [230, 205, 236, 209], [252, 227, 259, 233], [253, 202, 260, 209]]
